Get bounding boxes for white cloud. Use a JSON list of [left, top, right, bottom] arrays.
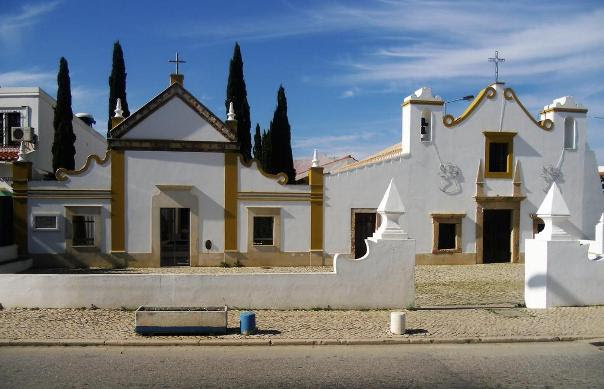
[[0, 2, 61, 45], [0, 70, 54, 88]]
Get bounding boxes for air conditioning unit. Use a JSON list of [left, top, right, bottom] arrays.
[[11, 127, 33, 142]]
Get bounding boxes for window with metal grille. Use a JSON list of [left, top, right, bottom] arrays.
[[6, 112, 21, 146], [253, 216, 274, 245], [73, 215, 95, 246], [34, 215, 58, 230]]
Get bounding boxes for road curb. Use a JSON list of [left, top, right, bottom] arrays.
[[0, 335, 600, 347]]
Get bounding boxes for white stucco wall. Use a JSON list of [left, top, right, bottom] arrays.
[[125, 150, 225, 254], [121, 98, 229, 142], [0, 87, 106, 177], [27, 156, 112, 254], [0, 234, 415, 309], [324, 83, 604, 256], [525, 239, 604, 308]]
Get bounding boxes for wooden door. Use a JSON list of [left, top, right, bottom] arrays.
[[483, 209, 512, 263], [160, 208, 190, 266], [354, 213, 377, 258]]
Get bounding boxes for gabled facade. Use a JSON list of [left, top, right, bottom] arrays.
[[325, 82, 603, 264], [19, 75, 324, 268]]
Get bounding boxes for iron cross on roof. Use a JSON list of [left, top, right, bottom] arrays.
[[488, 51, 505, 83], [169, 52, 186, 75]]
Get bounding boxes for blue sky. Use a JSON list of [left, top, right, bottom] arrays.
[[1, 0, 603, 162]]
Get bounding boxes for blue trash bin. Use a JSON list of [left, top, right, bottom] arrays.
[[240, 311, 256, 335]]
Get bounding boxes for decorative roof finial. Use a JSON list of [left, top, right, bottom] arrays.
[[17, 141, 27, 162], [311, 149, 319, 168], [536, 182, 571, 241], [114, 98, 124, 118], [227, 101, 236, 121], [372, 178, 407, 240]]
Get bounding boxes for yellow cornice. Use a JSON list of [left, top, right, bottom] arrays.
[[443, 86, 497, 128], [540, 107, 588, 115], [402, 100, 444, 107], [55, 149, 111, 181]]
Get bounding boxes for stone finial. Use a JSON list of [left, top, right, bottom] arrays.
[[227, 102, 236, 122], [372, 178, 407, 240], [114, 98, 124, 118], [536, 182, 571, 241], [17, 141, 27, 162], [475, 160, 485, 197], [311, 149, 319, 168], [513, 160, 522, 197]]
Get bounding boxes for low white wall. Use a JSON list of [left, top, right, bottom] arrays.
[[0, 238, 415, 309], [525, 239, 604, 308]]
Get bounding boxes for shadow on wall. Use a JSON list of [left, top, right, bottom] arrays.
[[526, 273, 581, 307]]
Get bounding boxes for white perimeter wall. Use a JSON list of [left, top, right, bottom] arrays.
[[0, 238, 415, 309], [125, 151, 225, 254], [525, 239, 604, 308], [324, 84, 604, 255]]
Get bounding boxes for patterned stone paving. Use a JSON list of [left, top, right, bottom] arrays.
[[2, 264, 602, 340]]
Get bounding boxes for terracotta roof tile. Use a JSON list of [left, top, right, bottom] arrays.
[[332, 143, 402, 173], [0, 148, 19, 162]]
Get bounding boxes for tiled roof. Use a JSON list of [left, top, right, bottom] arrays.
[[332, 143, 402, 173], [294, 155, 358, 180], [0, 148, 19, 162]]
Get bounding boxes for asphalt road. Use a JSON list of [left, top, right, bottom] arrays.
[[1, 341, 603, 388]]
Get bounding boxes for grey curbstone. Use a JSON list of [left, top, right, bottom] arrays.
[[0, 335, 601, 347]]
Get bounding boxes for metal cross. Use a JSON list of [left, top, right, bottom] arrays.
[[488, 50, 505, 83], [169, 52, 186, 75]]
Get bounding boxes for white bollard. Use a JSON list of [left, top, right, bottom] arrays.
[[390, 311, 406, 335]]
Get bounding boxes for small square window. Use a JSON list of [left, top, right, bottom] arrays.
[[438, 223, 456, 250], [431, 213, 464, 254], [73, 215, 95, 246], [253, 216, 274, 246], [33, 215, 58, 230]]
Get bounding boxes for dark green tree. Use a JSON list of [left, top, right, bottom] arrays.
[[108, 40, 130, 134], [253, 123, 262, 161], [52, 57, 76, 173], [261, 129, 272, 173], [268, 85, 295, 183], [225, 42, 252, 161]]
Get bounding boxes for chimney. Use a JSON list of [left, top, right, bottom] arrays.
[[170, 73, 184, 86]]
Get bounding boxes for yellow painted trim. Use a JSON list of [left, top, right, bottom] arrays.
[[56, 149, 110, 181], [443, 86, 497, 128], [484, 131, 516, 179], [238, 155, 289, 185], [110, 149, 125, 252], [401, 99, 444, 108], [503, 88, 553, 131], [540, 107, 588, 115], [224, 152, 238, 251], [309, 166, 324, 251], [12, 162, 31, 256]]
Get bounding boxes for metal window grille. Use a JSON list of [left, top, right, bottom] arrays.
[[73, 215, 95, 246], [253, 216, 274, 245]]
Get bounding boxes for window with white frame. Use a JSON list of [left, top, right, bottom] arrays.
[[33, 215, 58, 230]]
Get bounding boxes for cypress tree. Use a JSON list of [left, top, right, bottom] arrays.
[[108, 40, 130, 134], [261, 129, 272, 173], [225, 42, 252, 161], [52, 57, 76, 173], [268, 85, 295, 183], [253, 123, 262, 161]]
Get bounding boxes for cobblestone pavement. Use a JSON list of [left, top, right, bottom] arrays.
[[2, 264, 602, 341]]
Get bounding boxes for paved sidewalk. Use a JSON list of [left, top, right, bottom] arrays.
[[2, 264, 602, 343]]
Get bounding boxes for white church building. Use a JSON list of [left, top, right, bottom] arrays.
[[10, 72, 603, 268]]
